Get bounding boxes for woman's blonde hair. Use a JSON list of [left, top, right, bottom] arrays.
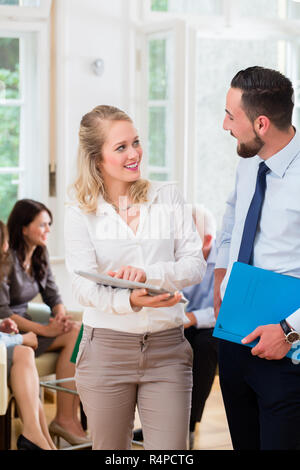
[[72, 105, 150, 213]]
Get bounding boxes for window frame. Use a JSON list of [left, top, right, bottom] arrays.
[[0, 18, 51, 217], [0, 0, 51, 20], [147, 29, 174, 181], [136, 1, 300, 205], [135, 18, 188, 193]]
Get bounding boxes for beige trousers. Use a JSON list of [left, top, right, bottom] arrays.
[[75, 325, 193, 450]]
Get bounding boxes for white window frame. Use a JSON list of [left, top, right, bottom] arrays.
[[141, 0, 226, 23], [0, 0, 51, 20], [136, 0, 300, 204], [146, 29, 174, 181], [0, 17, 51, 210], [135, 19, 188, 194]]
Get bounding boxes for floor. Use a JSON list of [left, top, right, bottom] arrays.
[[11, 376, 232, 451]]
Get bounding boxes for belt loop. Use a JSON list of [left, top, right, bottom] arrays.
[[86, 325, 94, 341]]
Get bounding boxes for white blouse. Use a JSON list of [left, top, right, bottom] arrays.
[[64, 181, 206, 334]]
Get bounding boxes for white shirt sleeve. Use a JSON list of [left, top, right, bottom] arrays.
[[192, 307, 216, 329], [64, 206, 138, 316], [286, 308, 300, 332], [144, 185, 206, 291]]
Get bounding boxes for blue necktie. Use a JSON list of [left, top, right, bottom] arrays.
[[237, 161, 270, 265]]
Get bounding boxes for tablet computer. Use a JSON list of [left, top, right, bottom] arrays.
[[74, 270, 188, 304]]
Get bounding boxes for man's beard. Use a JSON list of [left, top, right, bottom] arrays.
[[237, 130, 264, 159]]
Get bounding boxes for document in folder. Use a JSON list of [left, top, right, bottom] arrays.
[[213, 262, 300, 360]]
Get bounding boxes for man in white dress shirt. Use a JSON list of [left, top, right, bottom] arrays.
[[214, 66, 300, 450]]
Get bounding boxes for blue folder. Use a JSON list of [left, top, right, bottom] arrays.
[[213, 262, 300, 361]]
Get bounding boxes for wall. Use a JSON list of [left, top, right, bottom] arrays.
[[47, 0, 135, 307], [48, 0, 134, 256]]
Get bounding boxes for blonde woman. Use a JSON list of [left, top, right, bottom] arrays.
[[65, 105, 206, 450]]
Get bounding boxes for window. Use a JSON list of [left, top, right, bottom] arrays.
[[0, 4, 51, 221], [147, 33, 174, 181], [137, 20, 186, 188], [238, 0, 283, 18], [150, 0, 222, 16], [195, 37, 290, 225], [288, 0, 300, 19], [0, 1, 41, 6], [150, 0, 300, 19], [137, 0, 300, 226], [0, 36, 22, 221], [0, 0, 51, 18]]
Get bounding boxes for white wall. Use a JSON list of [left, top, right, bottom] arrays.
[[48, 0, 134, 256], [47, 0, 136, 307]]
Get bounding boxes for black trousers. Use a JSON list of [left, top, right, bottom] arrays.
[[184, 327, 218, 425], [219, 339, 300, 450]]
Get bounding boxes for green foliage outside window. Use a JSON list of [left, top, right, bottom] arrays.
[[148, 172, 168, 181], [0, 0, 19, 5], [151, 0, 168, 12], [149, 39, 167, 100], [0, 37, 20, 222], [148, 107, 166, 167], [148, 38, 168, 177], [0, 174, 18, 222]]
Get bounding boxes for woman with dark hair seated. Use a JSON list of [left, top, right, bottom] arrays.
[[0, 200, 88, 446], [0, 220, 56, 450]]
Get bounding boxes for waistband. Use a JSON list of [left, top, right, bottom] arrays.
[[82, 325, 185, 344]]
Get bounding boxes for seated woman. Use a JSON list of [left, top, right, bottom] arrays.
[[0, 220, 55, 450], [0, 201, 88, 445]]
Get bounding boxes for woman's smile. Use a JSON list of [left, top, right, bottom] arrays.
[[124, 162, 139, 171]]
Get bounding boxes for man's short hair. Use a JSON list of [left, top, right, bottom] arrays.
[[231, 66, 294, 131], [192, 204, 216, 241]]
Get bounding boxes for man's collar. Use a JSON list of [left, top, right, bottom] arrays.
[[261, 129, 300, 178]]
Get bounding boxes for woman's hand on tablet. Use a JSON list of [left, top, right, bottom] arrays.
[[130, 289, 182, 309], [107, 266, 147, 283]]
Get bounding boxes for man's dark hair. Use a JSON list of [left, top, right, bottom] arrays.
[[231, 66, 294, 130]]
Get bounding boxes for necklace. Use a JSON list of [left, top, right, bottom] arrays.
[[106, 194, 136, 213], [115, 204, 134, 212], [23, 260, 31, 272], [110, 200, 135, 212]]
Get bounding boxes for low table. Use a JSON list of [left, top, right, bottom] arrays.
[[40, 377, 144, 450], [39, 377, 92, 450]]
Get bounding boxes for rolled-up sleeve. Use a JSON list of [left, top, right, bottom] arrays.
[[0, 331, 23, 348], [145, 186, 206, 291], [64, 205, 137, 316]]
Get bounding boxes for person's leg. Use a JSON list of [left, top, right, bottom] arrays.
[[9, 345, 54, 450], [77, 383, 137, 450], [138, 329, 193, 450], [218, 340, 260, 450], [47, 323, 86, 438], [75, 326, 139, 450], [185, 327, 218, 429], [38, 401, 56, 449], [252, 356, 300, 450]]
